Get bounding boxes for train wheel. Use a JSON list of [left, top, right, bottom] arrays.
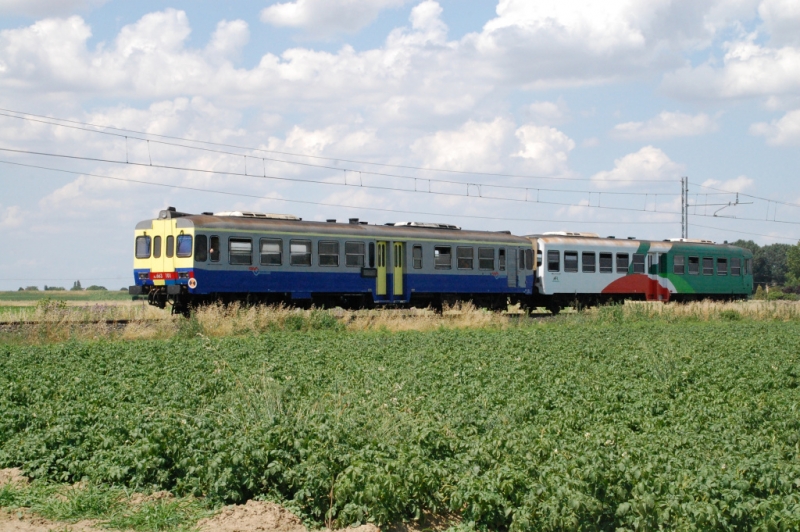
[[548, 303, 561, 315]]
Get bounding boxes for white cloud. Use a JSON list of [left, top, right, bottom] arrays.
[[0, 0, 108, 17], [513, 124, 575, 175], [700, 175, 754, 192], [759, 0, 800, 46], [205, 20, 250, 63], [591, 146, 685, 188], [0, 205, 22, 229], [260, 0, 409, 37], [611, 111, 717, 140], [526, 99, 569, 126], [750, 109, 800, 145]]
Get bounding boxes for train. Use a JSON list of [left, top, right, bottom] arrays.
[[128, 207, 754, 314]]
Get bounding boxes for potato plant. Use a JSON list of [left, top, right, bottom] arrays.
[[2, 322, 800, 530]]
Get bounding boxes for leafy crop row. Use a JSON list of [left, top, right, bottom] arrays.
[[2, 322, 800, 530]]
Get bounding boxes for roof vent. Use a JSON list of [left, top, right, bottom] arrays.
[[627, 237, 635, 239], [158, 207, 191, 219], [213, 211, 300, 220], [607, 236, 616, 239], [202, 211, 213, 215], [668, 238, 715, 244], [349, 218, 359, 224], [392, 222, 461, 230], [542, 231, 599, 238], [326, 219, 336, 223]]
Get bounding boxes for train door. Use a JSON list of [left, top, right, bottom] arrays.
[[507, 248, 517, 287], [647, 252, 661, 301], [376, 241, 388, 296], [151, 218, 168, 277], [393, 242, 404, 297]]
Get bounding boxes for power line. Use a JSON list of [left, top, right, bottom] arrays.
[[0, 107, 679, 184], [0, 147, 685, 214], [689, 181, 800, 210], [690, 223, 798, 242], [0, 159, 679, 225]]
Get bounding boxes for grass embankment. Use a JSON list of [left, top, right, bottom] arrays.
[[2, 320, 800, 530], [0, 290, 132, 302]]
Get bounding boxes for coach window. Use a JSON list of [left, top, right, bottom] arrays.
[[478, 247, 494, 270], [260, 239, 282, 266], [319, 241, 339, 267], [547, 250, 560, 272], [519, 249, 525, 270], [434, 246, 452, 269], [616, 253, 629, 274], [195, 235, 208, 262], [564, 251, 578, 272], [731, 257, 741, 276], [582, 252, 596, 273], [499, 249, 506, 271], [177, 235, 193, 258], [457, 247, 474, 269], [290, 240, 312, 266], [703, 257, 714, 275], [688, 256, 699, 275], [599, 252, 613, 273], [210, 236, 220, 262], [345, 242, 365, 267], [135, 236, 151, 259], [166, 235, 175, 258], [525, 249, 533, 270], [229, 238, 252, 265], [632, 254, 645, 274], [673, 255, 685, 275], [412, 245, 423, 269], [717, 257, 728, 276], [153, 236, 162, 259]]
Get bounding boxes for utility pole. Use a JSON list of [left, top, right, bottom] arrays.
[[681, 176, 688, 239]]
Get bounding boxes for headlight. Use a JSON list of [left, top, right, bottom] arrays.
[[138, 272, 149, 280]]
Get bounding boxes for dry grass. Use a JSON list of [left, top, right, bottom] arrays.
[[591, 299, 800, 322]]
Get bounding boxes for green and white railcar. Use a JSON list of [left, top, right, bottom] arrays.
[[528, 233, 753, 313]]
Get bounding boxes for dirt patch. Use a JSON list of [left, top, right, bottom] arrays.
[[0, 509, 105, 532], [0, 469, 27, 488], [197, 500, 380, 532], [128, 490, 174, 505]]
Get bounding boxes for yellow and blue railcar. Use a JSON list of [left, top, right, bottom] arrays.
[[130, 208, 535, 313]]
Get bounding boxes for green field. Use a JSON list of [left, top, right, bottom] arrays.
[[2, 321, 800, 530], [0, 290, 131, 302]]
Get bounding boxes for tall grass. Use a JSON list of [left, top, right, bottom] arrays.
[[589, 299, 800, 323]]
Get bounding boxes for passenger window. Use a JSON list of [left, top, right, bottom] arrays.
[[616, 253, 629, 273], [582, 252, 596, 273], [674, 255, 685, 275], [135, 236, 151, 259], [498, 249, 506, 271], [599, 252, 612, 273], [166, 235, 175, 258], [731, 257, 741, 276], [703, 257, 714, 275], [290, 240, 312, 266], [525, 249, 533, 270], [153, 236, 162, 259], [229, 238, 252, 265], [369, 242, 375, 268], [478, 247, 494, 270], [547, 250, 560, 272], [564, 251, 578, 272], [194, 235, 208, 262], [717, 257, 728, 276], [413, 245, 423, 269], [176, 235, 193, 258], [319, 241, 339, 267], [632, 254, 645, 274], [260, 238, 282, 266], [434, 246, 452, 269], [688, 256, 699, 275], [345, 242, 365, 267], [210, 236, 220, 262], [457, 247, 474, 269]]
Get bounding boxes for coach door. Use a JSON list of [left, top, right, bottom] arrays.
[[647, 252, 661, 301], [376, 241, 388, 296], [393, 242, 404, 297], [507, 248, 517, 287]]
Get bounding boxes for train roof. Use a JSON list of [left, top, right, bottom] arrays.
[[135, 208, 529, 244], [526, 233, 752, 254]]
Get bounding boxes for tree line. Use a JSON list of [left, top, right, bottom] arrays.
[[732, 240, 800, 289]]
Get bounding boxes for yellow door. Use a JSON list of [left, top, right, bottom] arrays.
[[393, 242, 404, 296], [377, 241, 387, 296]]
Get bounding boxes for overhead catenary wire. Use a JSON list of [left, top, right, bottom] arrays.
[[0, 159, 679, 225], [690, 181, 800, 210], [0, 108, 680, 184], [0, 146, 686, 214]]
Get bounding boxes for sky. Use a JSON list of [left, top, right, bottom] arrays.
[[0, 0, 799, 290]]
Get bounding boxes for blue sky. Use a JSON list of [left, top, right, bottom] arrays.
[[0, 0, 799, 289]]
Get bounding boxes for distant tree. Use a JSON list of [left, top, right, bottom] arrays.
[[731, 239, 760, 254], [70, 280, 83, 291], [787, 241, 800, 287], [17, 287, 23, 291], [45, 286, 65, 291], [755, 244, 792, 285], [85, 285, 107, 291], [24, 286, 39, 291]]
